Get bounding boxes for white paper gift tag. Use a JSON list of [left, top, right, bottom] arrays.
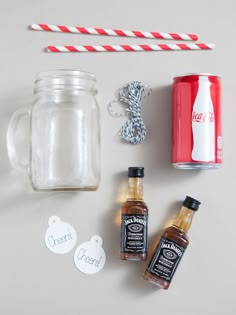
[[45, 216, 77, 254], [74, 235, 106, 274]]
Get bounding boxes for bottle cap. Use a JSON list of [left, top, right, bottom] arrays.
[[128, 167, 144, 178], [183, 196, 201, 211]]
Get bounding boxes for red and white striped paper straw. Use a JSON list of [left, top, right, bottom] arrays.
[[31, 24, 198, 41], [47, 43, 214, 53]]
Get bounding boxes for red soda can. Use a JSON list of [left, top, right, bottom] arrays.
[[172, 73, 222, 169]]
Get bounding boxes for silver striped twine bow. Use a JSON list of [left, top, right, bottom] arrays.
[[108, 81, 151, 145]]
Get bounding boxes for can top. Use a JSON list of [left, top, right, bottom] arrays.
[[183, 196, 201, 211], [173, 73, 221, 79]]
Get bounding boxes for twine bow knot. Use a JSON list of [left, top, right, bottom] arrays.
[[109, 81, 150, 145]]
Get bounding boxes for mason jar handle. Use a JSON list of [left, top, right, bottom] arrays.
[[6, 107, 31, 172]]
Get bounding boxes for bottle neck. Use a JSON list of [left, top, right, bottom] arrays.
[[127, 178, 144, 200], [172, 206, 195, 233]]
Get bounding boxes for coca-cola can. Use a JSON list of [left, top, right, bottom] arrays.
[[172, 73, 222, 169]]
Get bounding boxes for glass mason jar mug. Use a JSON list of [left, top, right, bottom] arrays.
[[7, 70, 100, 191]]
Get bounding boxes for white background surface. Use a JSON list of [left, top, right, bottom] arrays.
[[0, 1, 235, 314]]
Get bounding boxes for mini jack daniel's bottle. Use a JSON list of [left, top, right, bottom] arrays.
[[144, 196, 201, 289], [120, 167, 148, 261]]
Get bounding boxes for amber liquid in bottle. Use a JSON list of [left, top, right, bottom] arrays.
[[120, 169, 149, 261], [144, 196, 200, 289]]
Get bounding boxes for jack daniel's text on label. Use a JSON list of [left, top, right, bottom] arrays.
[[121, 214, 148, 253], [147, 237, 186, 282]]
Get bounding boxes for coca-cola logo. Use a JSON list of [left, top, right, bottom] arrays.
[[192, 111, 215, 123]]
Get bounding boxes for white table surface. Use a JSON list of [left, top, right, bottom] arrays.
[[0, 1, 235, 314]]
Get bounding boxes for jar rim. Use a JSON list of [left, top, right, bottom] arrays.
[[35, 69, 96, 82]]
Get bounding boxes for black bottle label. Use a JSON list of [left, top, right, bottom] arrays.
[[121, 214, 148, 253], [147, 237, 186, 282]]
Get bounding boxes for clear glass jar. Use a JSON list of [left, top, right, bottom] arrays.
[[7, 70, 100, 191]]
